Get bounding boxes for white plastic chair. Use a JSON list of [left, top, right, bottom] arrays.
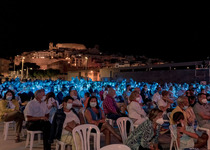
[[25, 130, 43, 150], [100, 144, 131, 150], [3, 121, 15, 140], [116, 117, 134, 144], [196, 125, 210, 150], [169, 125, 179, 150], [72, 124, 100, 150], [55, 139, 72, 150]]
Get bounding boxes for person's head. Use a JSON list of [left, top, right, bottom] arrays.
[[102, 86, 105, 91], [201, 89, 206, 94], [84, 92, 90, 99], [3, 90, 15, 100], [148, 108, 164, 125], [63, 96, 74, 111], [157, 86, 162, 93], [188, 96, 196, 107], [129, 91, 140, 102], [45, 92, 55, 104], [189, 84, 194, 90], [70, 90, 78, 99], [126, 85, 131, 91], [108, 87, 116, 98], [177, 96, 189, 110], [34, 89, 45, 102], [143, 84, 148, 91], [173, 111, 185, 126], [161, 90, 169, 99], [197, 93, 208, 104], [133, 87, 141, 94], [86, 96, 99, 109], [169, 86, 173, 91]]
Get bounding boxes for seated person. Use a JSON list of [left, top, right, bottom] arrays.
[[103, 87, 127, 120], [152, 86, 162, 108], [69, 90, 83, 113], [172, 111, 208, 149], [83, 92, 90, 108], [141, 84, 152, 106], [170, 96, 189, 126], [85, 96, 122, 145], [60, 96, 81, 150], [45, 92, 58, 123], [127, 91, 148, 126], [126, 108, 164, 150], [185, 96, 196, 126], [0, 90, 24, 143], [24, 89, 51, 150], [157, 90, 173, 120], [193, 93, 210, 129], [123, 84, 131, 105]]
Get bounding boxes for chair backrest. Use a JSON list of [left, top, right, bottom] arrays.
[[72, 124, 100, 150], [100, 144, 131, 150], [169, 125, 179, 150], [116, 117, 134, 144]]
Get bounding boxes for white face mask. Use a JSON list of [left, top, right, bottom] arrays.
[[136, 97, 141, 102], [41, 96, 46, 102], [90, 102, 97, 107], [72, 96, 77, 100], [6, 96, 12, 101], [156, 118, 164, 125], [183, 105, 188, 110], [66, 103, 72, 110], [201, 99, 208, 104]]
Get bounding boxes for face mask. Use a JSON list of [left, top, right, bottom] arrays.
[[201, 99, 208, 104], [90, 102, 97, 107], [183, 106, 188, 110], [41, 96, 46, 102], [156, 118, 164, 125], [72, 96, 77, 100], [136, 97, 141, 102], [66, 103, 72, 110], [6, 96, 12, 101]]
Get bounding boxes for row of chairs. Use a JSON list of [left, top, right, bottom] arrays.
[[3, 117, 209, 150], [2, 119, 131, 150]]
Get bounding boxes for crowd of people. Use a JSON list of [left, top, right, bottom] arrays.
[[0, 77, 210, 150]]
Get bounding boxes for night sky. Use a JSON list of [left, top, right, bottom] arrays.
[[1, 2, 210, 62]]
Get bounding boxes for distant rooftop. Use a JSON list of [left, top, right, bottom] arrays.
[[55, 43, 86, 50]]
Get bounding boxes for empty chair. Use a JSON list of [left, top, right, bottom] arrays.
[[116, 117, 134, 144], [25, 130, 42, 150], [100, 144, 131, 150], [3, 121, 15, 140], [72, 124, 100, 150]]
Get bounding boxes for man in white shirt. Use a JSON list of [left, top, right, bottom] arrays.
[[24, 89, 51, 150]]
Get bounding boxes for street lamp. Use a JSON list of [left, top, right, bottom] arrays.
[[85, 56, 88, 69], [21, 57, 25, 80]]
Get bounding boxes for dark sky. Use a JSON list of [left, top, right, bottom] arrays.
[[1, 2, 210, 62]]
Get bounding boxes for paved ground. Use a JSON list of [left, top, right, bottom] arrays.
[[0, 122, 208, 150]]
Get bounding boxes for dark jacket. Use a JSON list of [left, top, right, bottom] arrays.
[[49, 108, 66, 143]]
